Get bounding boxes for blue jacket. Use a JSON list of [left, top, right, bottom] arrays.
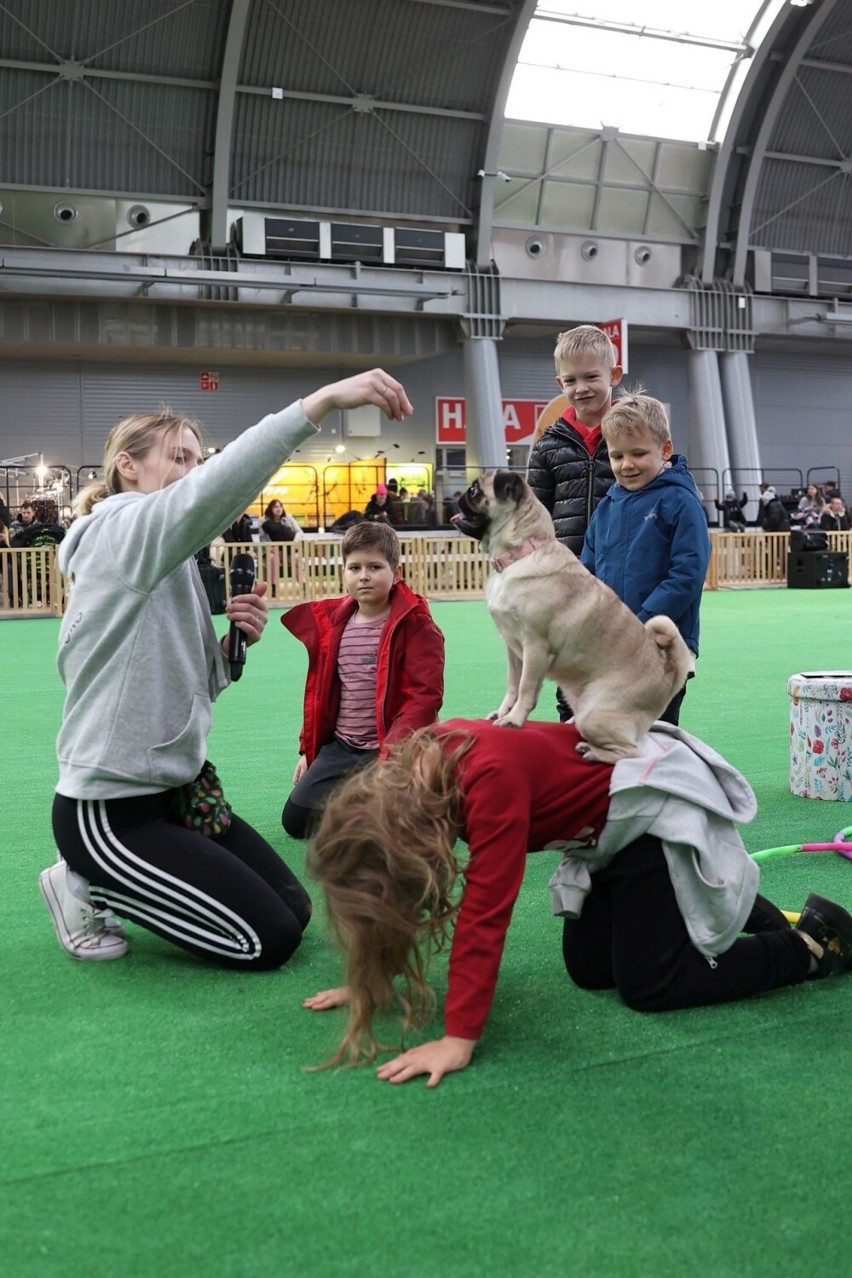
[[580, 455, 711, 654]]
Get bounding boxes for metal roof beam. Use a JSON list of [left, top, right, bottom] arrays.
[[237, 84, 484, 123], [473, 0, 538, 268], [0, 56, 216, 90], [408, 0, 514, 13], [731, 0, 841, 286], [534, 11, 748, 54], [209, 0, 251, 250]]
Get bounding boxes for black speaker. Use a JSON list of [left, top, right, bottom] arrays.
[[790, 528, 828, 552], [787, 551, 849, 589]]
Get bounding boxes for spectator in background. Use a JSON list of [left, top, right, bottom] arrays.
[[261, 499, 300, 543], [408, 489, 429, 526], [792, 483, 824, 528], [714, 490, 748, 532], [757, 486, 789, 532], [10, 501, 66, 548], [823, 480, 841, 503], [329, 510, 365, 533], [820, 496, 849, 532], [0, 517, 7, 607], [385, 478, 404, 526], [364, 485, 390, 524], [222, 512, 255, 544], [260, 499, 301, 600], [10, 501, 66, 607], [443, 490, 462, 524]]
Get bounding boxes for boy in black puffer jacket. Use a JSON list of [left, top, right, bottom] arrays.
[[527, 324, 624, 720]]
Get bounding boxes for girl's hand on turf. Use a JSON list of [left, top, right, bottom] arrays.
[[376, 1036, 476, 1088], [303, 986, 350, 1011]]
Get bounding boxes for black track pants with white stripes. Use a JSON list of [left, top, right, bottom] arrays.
[[52, 790, 312, 969]]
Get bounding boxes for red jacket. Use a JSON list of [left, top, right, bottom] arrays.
[[437, 719, 613, 1041], [280, 580, 444, 764]]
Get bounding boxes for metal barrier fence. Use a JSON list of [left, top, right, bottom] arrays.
[[2, 530, 851, 617]]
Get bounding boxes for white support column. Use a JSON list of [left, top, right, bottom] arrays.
[[719, 350, 762, 509], [462, 337, 506, 472], [687, 349, 730, 515]]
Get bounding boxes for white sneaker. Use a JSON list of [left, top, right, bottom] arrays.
[[39, 861, 129, 961]]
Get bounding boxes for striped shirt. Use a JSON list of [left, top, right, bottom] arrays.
[[335, 613, 386, 748]]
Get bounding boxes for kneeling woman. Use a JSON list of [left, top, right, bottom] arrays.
[[41, 370, 412, 969], [306, 718, 852, 1085]]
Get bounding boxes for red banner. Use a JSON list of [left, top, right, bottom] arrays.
[[597, 318, 628, 373], [200, 371, 220, 391], [436, 398, 552, 445]]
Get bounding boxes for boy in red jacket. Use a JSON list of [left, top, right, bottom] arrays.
[[280, 522, 444, 837]]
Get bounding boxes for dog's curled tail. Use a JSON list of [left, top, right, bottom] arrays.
[[644, 615, 696, 680], [644, 615, 680, 650]]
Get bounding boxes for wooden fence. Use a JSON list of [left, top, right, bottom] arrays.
[[2, 530, 850, 618]]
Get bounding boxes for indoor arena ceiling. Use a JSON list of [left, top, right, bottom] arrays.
[[0, 1, 851, 283]]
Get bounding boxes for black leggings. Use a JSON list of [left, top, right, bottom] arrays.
[[53, 791, 311, 970], [561, 835, 811, 1010]]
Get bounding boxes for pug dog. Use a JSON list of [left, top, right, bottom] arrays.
[[453, 470, 693, 763]]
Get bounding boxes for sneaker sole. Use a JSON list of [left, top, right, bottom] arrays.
[[38, 868, 129, 962], [804, 893, 852, 934], [799, 893, 852, 974]]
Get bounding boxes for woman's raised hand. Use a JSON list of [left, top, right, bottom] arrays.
[[302, 370, 413, 425]]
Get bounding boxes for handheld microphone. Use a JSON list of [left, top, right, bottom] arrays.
[[227, 553, 256, 682]]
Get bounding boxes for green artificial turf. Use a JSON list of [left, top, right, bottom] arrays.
[[3, 589, 852, 1277]]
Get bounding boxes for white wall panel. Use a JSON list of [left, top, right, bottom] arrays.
[[0, 364, 84, 464], [1, 346, 850, 499]]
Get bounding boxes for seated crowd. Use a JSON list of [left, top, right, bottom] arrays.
[[715, 480, 847, 532]]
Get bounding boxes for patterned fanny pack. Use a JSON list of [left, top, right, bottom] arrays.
[[178, 760, 232, 839]]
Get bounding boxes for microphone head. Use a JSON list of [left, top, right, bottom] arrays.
[[229, 552, 256, 595]]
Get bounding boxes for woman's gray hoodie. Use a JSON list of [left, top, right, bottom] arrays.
[[56, 403, 317, 799]]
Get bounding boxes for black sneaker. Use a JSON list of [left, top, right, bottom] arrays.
[[797, 893, 852, 978]]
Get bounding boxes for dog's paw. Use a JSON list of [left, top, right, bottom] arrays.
[[493, 712, 526, 728], [575, 740, 639, 763]]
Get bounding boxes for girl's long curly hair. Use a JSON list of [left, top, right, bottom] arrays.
[[306, 726, 474, 1067]]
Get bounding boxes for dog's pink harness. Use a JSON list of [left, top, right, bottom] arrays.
[[491, 536, 554, 572]]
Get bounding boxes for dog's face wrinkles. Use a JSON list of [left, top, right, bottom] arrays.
[[452, 476, 490, 540], [451, 471, 526, 543]]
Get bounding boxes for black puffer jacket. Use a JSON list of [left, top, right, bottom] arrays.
[[526, 417, 614, 554]]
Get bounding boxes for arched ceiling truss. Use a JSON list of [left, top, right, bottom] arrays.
[[0, 0, 532, 259], [703, 0, 852, 285]]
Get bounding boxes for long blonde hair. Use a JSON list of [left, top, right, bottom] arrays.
[[306, 726, 474, 1066], [73, 408, 203, 517]]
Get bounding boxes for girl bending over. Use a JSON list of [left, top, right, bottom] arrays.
[[306, 718, 852, 1086]]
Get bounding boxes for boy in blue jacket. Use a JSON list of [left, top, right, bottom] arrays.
[[581, 391, 710, 725]]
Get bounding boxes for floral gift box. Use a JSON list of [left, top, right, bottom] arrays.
[[788, 672, 852, 801]]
